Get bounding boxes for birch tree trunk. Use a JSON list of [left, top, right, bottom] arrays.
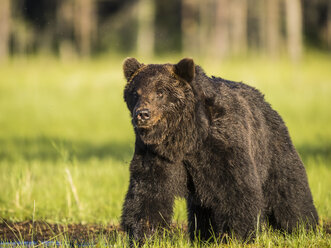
[[285, 0, 303, 61], [74, 0, 96, 57], [265, 0, 280, 57], [137, 0, 155, 58], [0, 0, 11, 61], [230, 0, 248, 55]]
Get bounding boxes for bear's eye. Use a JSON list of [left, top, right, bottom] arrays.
[[156, 90, 164, 99], [133, 91, 138, 99]]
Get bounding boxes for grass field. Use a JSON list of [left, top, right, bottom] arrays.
[[0, 53, 330, 247]]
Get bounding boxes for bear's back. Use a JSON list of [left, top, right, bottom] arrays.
[[203, 72, 300, 184], [210, 74, 288, 140]]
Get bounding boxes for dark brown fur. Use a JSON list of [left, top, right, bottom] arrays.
[[121, 58, 318, 245]]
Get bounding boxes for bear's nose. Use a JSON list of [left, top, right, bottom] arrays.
[[136, 109, 150, 121]]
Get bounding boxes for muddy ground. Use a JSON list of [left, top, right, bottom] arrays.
[[0, 220, 188, 244], [0, 220, 120, 244]]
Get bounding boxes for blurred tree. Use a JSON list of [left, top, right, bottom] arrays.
[[214, 0, 230, 58], [137, 0, 155, 58], [258, 0, 267, 52], [155, 0, 181, 54], [96, 1, 138, 54], [0, 0, 11, 61], [19, 0, 57, 54], [285, 0, 303, 61], [327, 1, 331, 48], [247, 0, 261, 50], [198, 0, 212, 57], [230, 0, 248, 55], [181, 0, 199, 56], [265, 0, 280, 57], [303, 0, 331, 50], [1, 0, 330, 58], [57, 0, 76, 59], [10, 0, 35, 56], [74, 0, 96, 57]]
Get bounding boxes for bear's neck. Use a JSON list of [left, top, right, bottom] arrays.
[[148, 102, 206, 163]]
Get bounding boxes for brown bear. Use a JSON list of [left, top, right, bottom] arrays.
[[120, 57, 318, 244]]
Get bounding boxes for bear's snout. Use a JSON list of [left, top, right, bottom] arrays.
[[135, 108, 151, 123]]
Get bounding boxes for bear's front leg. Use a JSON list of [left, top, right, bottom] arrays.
[[121, 152, 177, 245], [187, 195, 215, 241]]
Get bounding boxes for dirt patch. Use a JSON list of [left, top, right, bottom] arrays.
[[0, 220, 187, 244], [0, 220, 119, 244]]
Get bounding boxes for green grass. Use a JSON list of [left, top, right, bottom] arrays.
[[0, 53, 330, 247]]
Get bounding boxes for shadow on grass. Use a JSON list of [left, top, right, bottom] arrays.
[[0, 137, 330, 165], [297, 143, 331, 165], [0, 137, 134, 163]]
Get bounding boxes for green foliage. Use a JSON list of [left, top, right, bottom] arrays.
[[0, 54, 330, 246]]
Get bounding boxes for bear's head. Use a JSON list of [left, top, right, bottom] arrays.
[[123, 58, 196, 145]]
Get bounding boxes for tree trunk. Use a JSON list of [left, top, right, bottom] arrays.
[[265, 0, 280, 57], [230, 0, 248, 55], [0, 0, 11, 61], [258, 0, 266, 52], [57, 0, 76, 59], [198, 0, 211, 57], [74, 0, 96, 57], [285, 0, 303, 61], [214, 0, 230, 59], [137, 0, 155, 58], [181, 0, 199, 56], [326, 0, 331, 49]]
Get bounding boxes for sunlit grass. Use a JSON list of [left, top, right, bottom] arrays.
[[0, 53, 330, 246], [0, 159, 128, 224]]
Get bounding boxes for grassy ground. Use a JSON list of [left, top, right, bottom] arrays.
[[0, 53, 330, 247]]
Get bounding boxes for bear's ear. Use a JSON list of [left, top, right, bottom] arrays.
[[174, 58, 195, 83], [123, 57, 143, 82]]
